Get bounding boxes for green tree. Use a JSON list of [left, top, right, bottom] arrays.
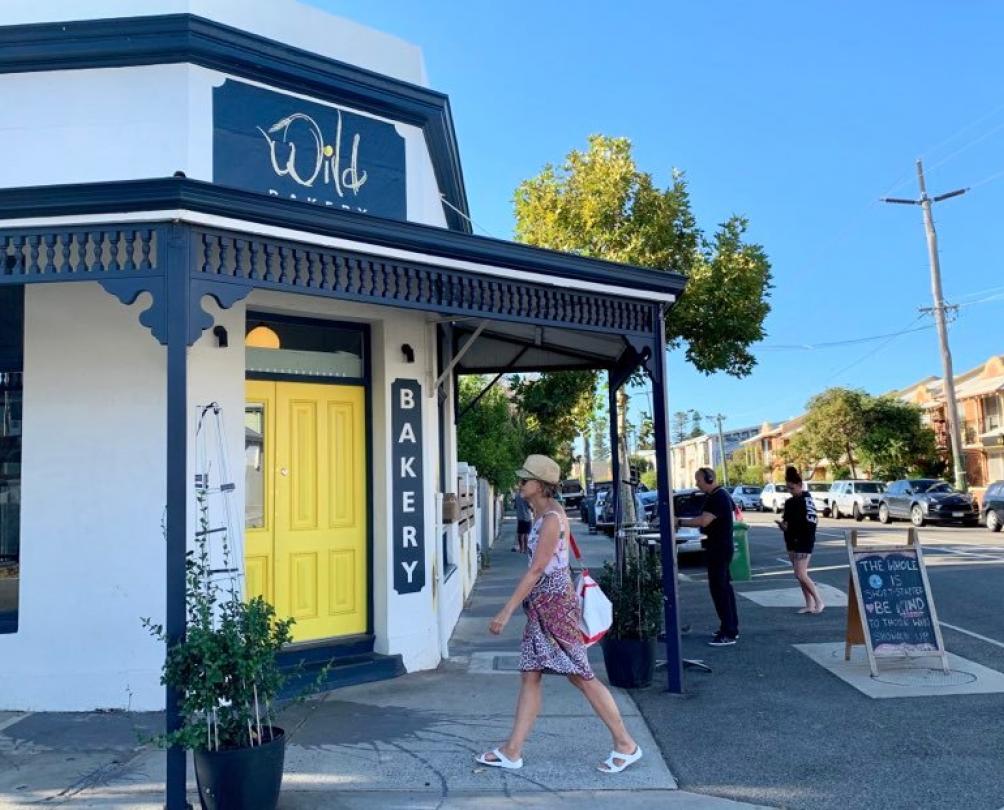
[[800, 388, 868, 477], [513, 371, 598, 477], [672, 411, 689, 444], [591, 414, 611, 461], [514, 134, 772, 377], [719, 457, 767, 486], [456, 376, 525, 490], [687, 409, 705, 439], [636, 411, 654, 451], [859, 396, 942, 480]]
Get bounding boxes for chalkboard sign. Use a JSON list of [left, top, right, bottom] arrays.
[[852, 550, 937, 654], [845, 530, 949, 676]]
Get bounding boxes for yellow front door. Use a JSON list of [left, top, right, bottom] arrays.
[[244, 380, 368, 642]]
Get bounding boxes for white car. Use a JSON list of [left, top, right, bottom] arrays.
[[830, 479, 886, 521], [806, 482, 833, 517], [760, 482, 791, 513]]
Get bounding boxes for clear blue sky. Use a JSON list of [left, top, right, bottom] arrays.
[[313, 0, 1004, 433]]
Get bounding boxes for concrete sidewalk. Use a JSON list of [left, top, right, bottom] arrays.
[[0, 517, 769, 809]]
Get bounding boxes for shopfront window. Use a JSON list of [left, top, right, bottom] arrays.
[[245, 404, 266, 530], [245, 315, 364, 380], [0, 287, 24, 634]]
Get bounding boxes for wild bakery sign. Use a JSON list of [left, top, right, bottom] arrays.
[[213, 79, 407, 219], [392, 380, 425, 594]]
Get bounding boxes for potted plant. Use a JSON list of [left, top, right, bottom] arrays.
[[595, 550, 663, 688], [143, 491, 294, 810]]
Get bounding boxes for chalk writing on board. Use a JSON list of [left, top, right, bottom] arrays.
[[854, 550, 938, 655]]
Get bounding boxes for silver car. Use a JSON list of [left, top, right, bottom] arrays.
[[730, 485, 762, 511], [761, 482, 791, 513], [830, 479, 886, 521]]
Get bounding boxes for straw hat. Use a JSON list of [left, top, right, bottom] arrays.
[[515, 454, 561, 486]]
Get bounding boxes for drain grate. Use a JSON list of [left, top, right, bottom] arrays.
[[492, 654, 522, 672], [873, 668, 977, 687]]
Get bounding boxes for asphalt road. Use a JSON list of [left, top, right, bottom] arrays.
[[626, 512, 1004, 810]]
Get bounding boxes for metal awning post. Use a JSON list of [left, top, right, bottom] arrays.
[[607, 371, 623, 581], [648, 308, 683, 694], [164, 225, 191, 809]]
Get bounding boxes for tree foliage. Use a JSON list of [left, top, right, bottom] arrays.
[[513, 134, 772, 377], [456, 376, 525, 491], [792, 387, 941, 480], [512, 371, 598, 476]]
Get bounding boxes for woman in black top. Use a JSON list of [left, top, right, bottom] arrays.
[[779, 466, 824, 614]]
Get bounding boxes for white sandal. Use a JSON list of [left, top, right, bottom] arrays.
[[599, 745, 643, 773], [476, 747, 524, 770]]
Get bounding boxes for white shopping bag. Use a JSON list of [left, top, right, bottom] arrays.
[[575, 569, 613, 646]]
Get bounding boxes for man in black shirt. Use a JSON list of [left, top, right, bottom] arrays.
[[677, 467, 739, 646]]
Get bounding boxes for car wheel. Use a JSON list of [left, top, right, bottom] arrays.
[[853, 504, 864, 522], [879, 503, 891, 524], [832, 502, 841, 519], [988, 510, 1002, 533], [910, 504, 925, 527]]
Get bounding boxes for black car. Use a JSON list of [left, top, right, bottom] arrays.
[[982, 480, 1004, 532], [878, 478, 979, 527]]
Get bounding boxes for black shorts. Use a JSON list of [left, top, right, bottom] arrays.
[[517, 520, 532, 535], [784, 537, 815, 555]]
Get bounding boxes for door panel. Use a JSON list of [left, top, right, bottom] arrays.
[[245, 380, 367, 642], [245, 381, 276, 603]]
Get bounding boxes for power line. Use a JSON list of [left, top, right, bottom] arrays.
[[757, 322, 936, 352]]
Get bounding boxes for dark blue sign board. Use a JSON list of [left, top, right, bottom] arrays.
[[845, 533, 949, 676], [392, 380, 425, 594], [213, 79, 407, 219]]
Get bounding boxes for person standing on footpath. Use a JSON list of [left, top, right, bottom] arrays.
[[778, 466, 824, 614], [677, 467, 739, 646], [513, 489, 532, 553], [477, 454, 642, 773]]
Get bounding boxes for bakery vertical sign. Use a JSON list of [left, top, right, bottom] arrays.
[[213, 79, 407, 219], [392, 380, 425, 594]]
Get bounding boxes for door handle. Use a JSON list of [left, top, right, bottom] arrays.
[[280, 467, 289, 477]]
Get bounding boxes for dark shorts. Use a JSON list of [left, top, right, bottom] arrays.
[[784, 536, 815, 555], [517, 520, 532, 535]]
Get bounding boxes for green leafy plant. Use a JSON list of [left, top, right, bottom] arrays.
[[595, 551, 663, 641], [143, 492, 294, 751]]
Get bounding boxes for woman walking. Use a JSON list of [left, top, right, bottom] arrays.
[[476, 454, 642, 773], [779, 465, 825, 614]]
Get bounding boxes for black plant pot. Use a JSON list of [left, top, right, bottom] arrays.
[[601, 637, 657, 689], [193, 726, 286, 810]]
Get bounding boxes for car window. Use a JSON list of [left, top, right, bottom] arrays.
[[855, 482, 884, 493], [926, 482, 954, 494], [909, 479, 938, 492]]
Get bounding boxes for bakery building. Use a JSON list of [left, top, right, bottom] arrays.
[[0, 0, 686, 712]]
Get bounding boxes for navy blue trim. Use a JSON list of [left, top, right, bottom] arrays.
[[0, 179, 686, 297], [163, 224, 191, 809], [0, 14, 470, 232]]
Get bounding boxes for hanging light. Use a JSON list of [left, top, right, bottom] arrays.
[[245, 324, 281, 349]]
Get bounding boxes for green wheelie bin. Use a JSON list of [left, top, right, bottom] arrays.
[[730, 521, 751, 582]]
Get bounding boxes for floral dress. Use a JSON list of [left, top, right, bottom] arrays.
[[518, 510, 595, 679]]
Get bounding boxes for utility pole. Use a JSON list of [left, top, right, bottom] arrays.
[[882, 159, 968, 491], [705, 413, 730, 487]]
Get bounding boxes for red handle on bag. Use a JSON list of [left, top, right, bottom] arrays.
[[569, 531, 582, 561]]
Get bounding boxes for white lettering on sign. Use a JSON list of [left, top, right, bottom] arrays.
[[399, 387, 415, 410], [257, 112, 368, 195], [401, 560, 419, 583], [398, 422, 417, 444], [402, 526, 418, 548], [400, 456, 416, 478], [402, 491, 416, 513]]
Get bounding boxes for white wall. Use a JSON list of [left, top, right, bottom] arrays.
[[0, 283, 247, 711], [3, 0, 429, 85]]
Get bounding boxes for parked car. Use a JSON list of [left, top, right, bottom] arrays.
[[829, 480, 885, 521], [581, 481, 612, 527], [760, 482, 790, 513], [560, 478, 585, 509], [731, 485, 762, 511], [981, 480, 1004, 532], [806, 482, 832, 516], [878, 479, 979, 527]]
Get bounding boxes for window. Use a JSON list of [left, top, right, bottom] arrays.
[[854, 482, 884, 494], [0, 287, 24, 634], [245, 314, 364, 380]]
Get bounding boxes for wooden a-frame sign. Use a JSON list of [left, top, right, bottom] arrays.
[[845, 528, 950, 677]]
